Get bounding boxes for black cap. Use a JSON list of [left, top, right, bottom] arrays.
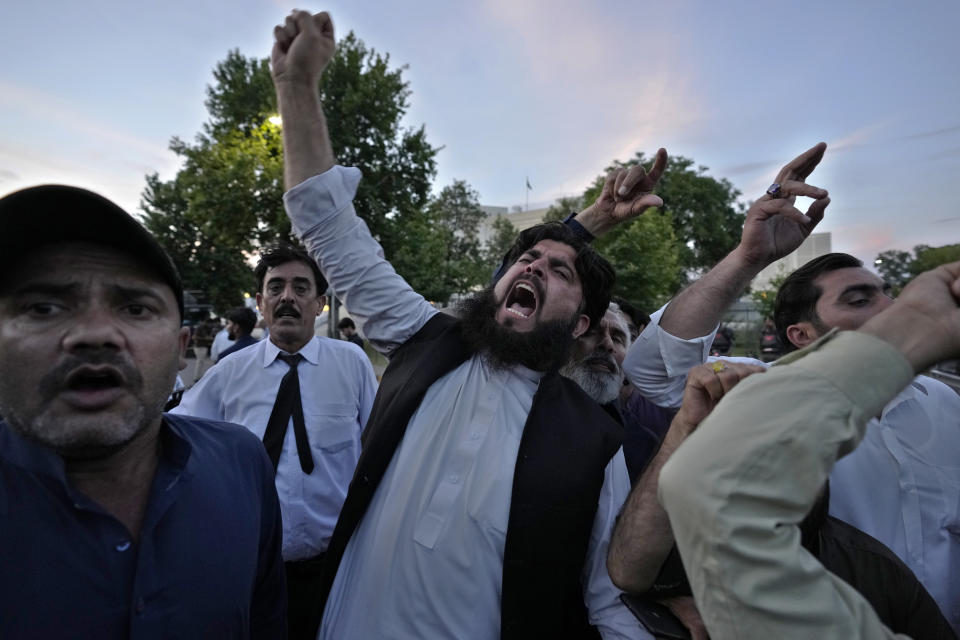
[[0, 185, 184, 318]]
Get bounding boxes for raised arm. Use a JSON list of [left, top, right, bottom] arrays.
[[272, 11, 336, 189], [656, 261, 960, 639], [608, 360, 764, 593], [624, 143, 829, 406], [272, 11, 436, 355]]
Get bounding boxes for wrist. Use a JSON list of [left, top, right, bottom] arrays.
[[572, 205, 610, 237], [727, 245, 768, 275]]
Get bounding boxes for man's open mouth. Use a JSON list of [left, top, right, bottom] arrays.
[[504, 281, 539, 319], [65, 366, 125, 392]]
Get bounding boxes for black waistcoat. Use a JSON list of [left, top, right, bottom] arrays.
[[317, 313, 623, 639]]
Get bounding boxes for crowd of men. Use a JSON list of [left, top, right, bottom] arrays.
[[0, 9, 958, 640]]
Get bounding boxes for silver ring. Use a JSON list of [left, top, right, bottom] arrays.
[[766, 183, 783, 199]]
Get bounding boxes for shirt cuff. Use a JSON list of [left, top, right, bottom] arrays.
[[283, 165, 363, 238], [644, 304, 716, 379]]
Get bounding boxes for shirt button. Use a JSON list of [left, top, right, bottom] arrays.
[[449, 474, 460, 484], [135, 598, 146, 614], [470, 432, 481, 440], [115, 541, 131, 552]]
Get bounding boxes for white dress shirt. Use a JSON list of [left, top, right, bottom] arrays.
[[172, 335, 378, 561], [209, 327, 235, 361], [626, 303, 960, 633], [284, 167, 648, 639]]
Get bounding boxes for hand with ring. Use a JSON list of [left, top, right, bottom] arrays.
[[734, 142, 831, 269], [667, 360, 767, 442]]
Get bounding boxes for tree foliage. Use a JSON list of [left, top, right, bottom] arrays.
[[416, 179, 488, 303], [542, 195, 583, 223], [749, 268, 789, 321], [483, 214, 519, 274], [568, 152, 743, 309], [597, 211, 681, 313], [873, 243, 960, 295], [911, 243, 960, 275], [874, 249, 914, 295], [584, 153, 745, 280], [140, 35, 439, 313]]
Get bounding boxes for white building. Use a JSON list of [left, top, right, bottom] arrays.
[[751, 232, 832, 290]]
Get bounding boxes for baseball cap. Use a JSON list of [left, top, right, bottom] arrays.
[[0, 184, 184, 318]]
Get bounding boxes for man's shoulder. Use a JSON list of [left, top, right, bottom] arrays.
[[163, 413, 268, 460], [314, 335, 372, 366]]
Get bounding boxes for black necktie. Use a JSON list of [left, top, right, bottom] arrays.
[[262, 353, 314, 474]]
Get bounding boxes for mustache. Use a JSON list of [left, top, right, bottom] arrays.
[[38, 353, 143, 401], [274, 303, 301, 318], [582, 354, 618, 371]]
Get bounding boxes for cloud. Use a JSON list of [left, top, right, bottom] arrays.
[[0, 81, 171, 162]]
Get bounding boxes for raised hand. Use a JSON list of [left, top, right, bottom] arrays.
[[736, 142, 830, 267], [669, 360, 766, 441], [271, 11, 336, 86], [575, 148, 668, 236], [861, 260, 960, 373]]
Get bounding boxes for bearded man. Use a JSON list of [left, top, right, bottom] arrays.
[[271, 10, 665, 639]]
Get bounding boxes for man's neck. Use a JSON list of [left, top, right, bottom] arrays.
[[64, 420, 162, 542], [270, 334, 310, 354]]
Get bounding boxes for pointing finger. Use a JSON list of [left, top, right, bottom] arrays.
[[646, 148, 668, 185], [775, 142, 827, 183]]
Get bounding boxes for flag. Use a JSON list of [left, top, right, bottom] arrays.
[[526, 177, 532, 190]]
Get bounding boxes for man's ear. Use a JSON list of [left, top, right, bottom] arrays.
[[317, 295, 327, 317], [786, 322, 819, 350], [255, 292, 264, 313], [571, 314, 591, 339], [177, 326, 191, 370]]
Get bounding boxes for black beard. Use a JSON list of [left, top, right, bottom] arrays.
[[457, 285, 579, 373]]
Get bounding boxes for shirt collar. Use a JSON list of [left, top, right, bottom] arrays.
[[0, 417, 192, 482], [262, 335, 320, 367]]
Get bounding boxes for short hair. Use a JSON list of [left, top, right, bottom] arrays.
[[337, 317, 356, 331], [773, 253, 863, 351], [605, 301, 632, 347], [611, 296, 650, 336], [499, 222, 615, 330], [254, 244, 328, 296], [226, 307, 257, 335]]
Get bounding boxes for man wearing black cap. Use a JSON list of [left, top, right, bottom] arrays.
[[0, 185, 286, 638]]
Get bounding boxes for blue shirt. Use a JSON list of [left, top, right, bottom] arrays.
[[0, 413, 286, 639], [217, 334, 259, 361]]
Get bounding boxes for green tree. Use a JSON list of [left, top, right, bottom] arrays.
[[874, 249, 914, 294], [911, 243, 960, 276], [542, 195, 583, 223], [483, 214, 519, 273], [419, 179, 488, 303], [598, 211, 681, 312], [749, 268, 789, 321], [583, 153, 745, 280], [140, 34, 439, 312]]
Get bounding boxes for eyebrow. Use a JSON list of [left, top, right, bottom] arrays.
[[521, 249, 574, 272], [266, 276, 313, 286], [837, 283, 886, 298], [111, 284, 169, 306], [8, 282, 170, 308], [9, 282, 80, 297]]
